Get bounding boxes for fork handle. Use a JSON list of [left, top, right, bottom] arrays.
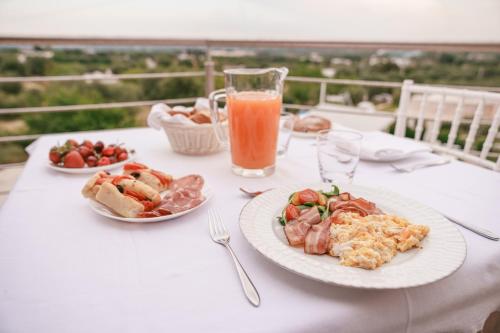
[[224, 244, 261, 307]]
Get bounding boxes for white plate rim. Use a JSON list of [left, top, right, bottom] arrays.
[[88, 185, 212, 223], [47, 151, 137, 174], [239, 183, 467, 289]]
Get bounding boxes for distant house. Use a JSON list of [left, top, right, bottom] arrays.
[[17, 50, 54, 64], [83, 69, 118, 85], [325, 92, 353, 105], [372, 93, 394, 105], [177, 51, 194, 62], [369, 49, 420, 69], [330, 57, 352, 66], [308, 52, 324, 63], [210, 49, 256, 58], [321, 68, 336, 78], [145, 57, 157, 69]]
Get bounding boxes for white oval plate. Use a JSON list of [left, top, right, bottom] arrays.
[[291, 130, 323, 139], [239, 183, 466, 289], [47, 151, 136, 174], [88, 186, 212, 223]]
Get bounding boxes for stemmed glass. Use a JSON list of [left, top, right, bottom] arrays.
[[316, 129, 363, 184]]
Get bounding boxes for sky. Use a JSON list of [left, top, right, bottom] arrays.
[[0, 0, 499, 42]]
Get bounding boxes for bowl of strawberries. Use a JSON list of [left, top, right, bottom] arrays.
[[48, 139, 136, 174]]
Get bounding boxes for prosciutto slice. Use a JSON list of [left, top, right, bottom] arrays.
[[159, 188, 204, 214], [284, 206, 321, 246], [137, 174, 204, 217], [284, 220, 312, 246], [170, 175, 204, 191], [297, 206, 321, 225], [304, 219, 331, 254], [329, 197, 382, 216]]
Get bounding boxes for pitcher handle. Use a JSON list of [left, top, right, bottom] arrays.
[[209, 89, 229, 148]]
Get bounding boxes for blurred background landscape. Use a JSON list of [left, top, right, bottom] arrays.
[[1, 45, 499, 164]]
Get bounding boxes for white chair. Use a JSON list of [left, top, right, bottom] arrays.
[[395, 80, 500, 171]]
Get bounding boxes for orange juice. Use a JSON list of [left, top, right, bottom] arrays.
[[227, 91, 281, 169]]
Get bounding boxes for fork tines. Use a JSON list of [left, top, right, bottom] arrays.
[[208, 208, 229, 242]]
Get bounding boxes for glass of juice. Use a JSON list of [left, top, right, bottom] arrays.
[[209, 68, 288, 177]]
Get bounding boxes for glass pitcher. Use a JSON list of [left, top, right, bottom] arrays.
[[209, 67, 288, 177]]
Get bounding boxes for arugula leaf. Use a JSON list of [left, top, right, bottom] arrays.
[[279, 207, 288, 226], [317, 206, 326, 214], [302, 202, 315, 207], [321, 185, 340, 197], [279, 216, 286, 226]]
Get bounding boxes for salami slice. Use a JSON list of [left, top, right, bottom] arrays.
[[159, 189, 204, 214], [170, 175, 204, 191], [142, 175, 205, 216]]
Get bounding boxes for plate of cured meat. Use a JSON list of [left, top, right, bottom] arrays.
[[82, 162, 211, 222], [239, 183, 466, 289]]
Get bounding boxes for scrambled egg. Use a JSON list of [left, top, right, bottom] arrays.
[[329, 213, 429, 270]]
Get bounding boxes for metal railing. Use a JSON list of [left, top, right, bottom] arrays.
[[1, 72, 499, 143]]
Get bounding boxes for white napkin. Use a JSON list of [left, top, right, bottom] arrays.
[[148, 100, 206, 129], [360, 132, 432, 161], [194, 97, 210, 110], [390, 151, 450, 169]]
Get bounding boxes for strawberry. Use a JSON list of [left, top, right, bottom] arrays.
[[102, 146, 115, 157], [108, 156, 117, 164], [86, 156, 98, 167], [49, 147, 61, 164], [114, 146, 123, 156], [81, 140, 93, 149], [117, 152, 128, 161], [94, 141, 104, 153], [78, 146, 92, 159], [63, 150, 85, 168], [97, 157, 111, 166], [65, 139, 79, 148]]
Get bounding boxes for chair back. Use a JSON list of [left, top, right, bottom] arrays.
[[395, 80, 500, 171]]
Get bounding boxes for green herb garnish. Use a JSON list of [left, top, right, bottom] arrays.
[[321, 185, 340, 197]]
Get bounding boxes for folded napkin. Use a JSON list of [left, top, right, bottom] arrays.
[[360, 132, 432, 161], [390, 152, 450, 170], [147, 98, 211, 129]]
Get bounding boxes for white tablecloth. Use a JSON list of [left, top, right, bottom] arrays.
[[1, 127, 499, 333]]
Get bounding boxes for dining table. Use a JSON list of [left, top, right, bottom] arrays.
[[0, 126, 499, 333]]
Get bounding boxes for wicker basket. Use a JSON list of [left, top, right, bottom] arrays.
[[160, 121, 227, 155]]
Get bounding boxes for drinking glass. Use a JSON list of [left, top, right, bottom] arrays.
[[316, 129, 363, 184], [277, 112, 295, 158], [209, 67, 288, 177]]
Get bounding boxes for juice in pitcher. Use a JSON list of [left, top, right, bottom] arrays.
[[209, 67, 288, 177], [227, 91, 281, 170]]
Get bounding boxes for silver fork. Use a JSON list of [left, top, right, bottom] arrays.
[[208, 208, 260, 307]]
